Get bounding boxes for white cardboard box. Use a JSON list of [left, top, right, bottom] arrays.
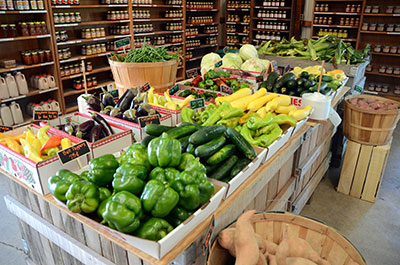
[[0, 124, 89, 195], [263, 126, 294, 163]]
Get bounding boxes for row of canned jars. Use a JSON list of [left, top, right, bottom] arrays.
[[73, 77, 98, 90], [81, 28, 106, 39], [133, 24, 153, 33], [106, 11, 129, 21], [60, 62, 92, 77], [54, 12, 82, 24]]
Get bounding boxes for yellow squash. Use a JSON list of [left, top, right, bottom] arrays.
[[247, 93, 278, 112], [231, 88, 267, 111], [289, 105, 312, 121], [215, 88, 252, 104], [275, 105, 297, 114]]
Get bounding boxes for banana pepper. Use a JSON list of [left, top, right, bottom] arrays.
[[247, 112, 273, 130], [37, 125, 50, 146], [181, 107, 195, 123], [202, 101, 231, 126], [20, 138, 43, 163], [273, 114, 297, 127], [199, 103, 217, 124]]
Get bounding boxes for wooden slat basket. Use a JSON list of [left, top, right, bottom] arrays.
[[109, 55, 178, 94], [207, 212, 366, 265], [343, 94, 399, 145]]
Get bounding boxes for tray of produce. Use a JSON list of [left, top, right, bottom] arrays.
[[0, 124, 89, 195], [48, 137, 226, 260], [172, 84, 229, 104], [41, 112, 133, 158]]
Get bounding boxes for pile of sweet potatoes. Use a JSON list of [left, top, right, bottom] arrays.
[[217, 211, 360, 265], [348, 97, 397, 111]]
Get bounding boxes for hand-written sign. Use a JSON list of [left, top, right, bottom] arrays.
[[140, 82, 151, 93], [186, 68, 199, 79], [0, 125, 12, 133], [270, 60, 280, 75], [115, 38, 130, 49], [221, 84, 233, 94], [256, 75, 264, 83], [169, 84, 179, 95], [57, 141, 90, 165], [202, 215, 215, 255], [190, 98, 205, 109], [109, 89, 119, 98], [34, 110, 59, 121], [138, 114, 160, 128], [215, 60, 222, 67]]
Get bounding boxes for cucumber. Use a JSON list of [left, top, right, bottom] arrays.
[[186, 143, 195, 155], [178, 135, 190, 152], [280, 87, 288, 94], [303, 80, 315, 89], [206, 144, 236, 165], [321, 75, 334, 82], [279, 72, 296, 85], [209, 155, 238, 180], [309, 82, 328, 92], [289, 91, 297, 96], [194, 135, 226, 158], [229, 158, 251, 178], [167, 124, 198, 139], [265, 71, 279, 91], [320, 87, 332, 95], [225, 127, 257, 160], [300, 71, 309, 79], [144, 124, 173, 136], [308, 74, 315, 81], [274, 81, 282, 90], [287, 80, 297, 90], [205, 163, 219, 174], [189, 125, 226, 145], [141, 135, 156, 147], [179, 122, 202, 129], [296, 77, 307, 87]]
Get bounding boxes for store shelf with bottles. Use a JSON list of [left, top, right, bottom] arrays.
[[63, 79, 114, 97], [0, 87, 59, 104], [52, 4, 129, 9]]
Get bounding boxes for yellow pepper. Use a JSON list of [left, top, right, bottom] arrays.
[[0, 132, 26, 143], [31, 138, 42, 154], [37, 125, 50, 146], [61, 138, 72, 150], [20, 138, 43, 163], [43, 146, 60, 158], [3, 138, 22, 154], [25, 129, 36, 144]]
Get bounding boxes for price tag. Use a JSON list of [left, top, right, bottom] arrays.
[[138, 114, 160, 128], [270, 60, 280, 75], [57, 141, 90, 165], [202, 215, 215, 255], [354, 85, 363, 93], [186, 68, 199, 79], [115, 38, 130, 49], [221, 84, 233, 94], [140, 82, 151, 93], [256, 75, 264, 82], [109, 89, 119, 98], [34, 110, 59, 121], [169, 84, 179, 95], [0, 125, 12, 133], [215, 60, 222, 67], [190, 98, 205, 109]]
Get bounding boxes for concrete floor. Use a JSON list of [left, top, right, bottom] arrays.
[[0, 129, 399, 265]]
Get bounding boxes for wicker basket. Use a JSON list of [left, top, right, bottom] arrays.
[[343, 94, 399, 145], [109, 55, 178, 94], [207, 212, 366, 265]]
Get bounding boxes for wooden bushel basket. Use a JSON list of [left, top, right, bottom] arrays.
[[207, 212, 366, 265], [343, 94, 399, 145], [109, 55, 178, 94]]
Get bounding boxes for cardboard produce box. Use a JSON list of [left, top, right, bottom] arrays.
[[0, 124, 89, 195]]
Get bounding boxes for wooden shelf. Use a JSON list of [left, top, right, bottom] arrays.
[[0, 61, 54, 74], [366, 71, 400, 78], [186, 44, 217, 50], [186, 23, 217, 27], [131, 4, 183, 8], [314, 11, 360, 15], [252, 29, 289, 32], [0, 10, 47, 14], [54, 20, 130, 27], [316, 0, 363, 1], [311, 35, 357, 41], [63, 80, 114, 97], [187, 9, 218, 12], [313, 24, 359, 28], [363, 13, 400, 17], [0, 87, 59, 104], [371, 52, 400, 57], [0, 34, 51, 42], [57, 34, 131, 46], [186, 33, 218, 38], [226, 21, 250, 25], [254, 6, 291, 9], [52, 4, 128, 8], [132, 18, 183, 22], [154, 42, 183, 48], [227, 42, 250, 46], [61, 66, 111, 81], [253, 18, 291, 21], [59, 50, 124, 64], [360, 31, 400, 35], [226, 8, 250, 11], [134, 30, 183, 36], [227, 32, 251, 36]]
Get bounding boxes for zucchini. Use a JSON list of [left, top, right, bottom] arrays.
[[229, 158, 251, 178], [144, 124, 173, 136], [178, 135, 190, 152], [300, 71, 309, 79], [209, 155, 239, 180], [274, 81, 282, 90], [280, 87, 288, 94], [288, 91, 297, 96], [309, 82, 328, 92], [179, 122, 202, 129], [186, 143, 195, 155], [321, 75, 334, 82], [225, 127, 257, 160], [206, 144, 236, 165], [320, 87, 332, 95], [265, 71, 279, 91], [308, 74, 316, 81], [287, 80, 297, 90], [280, 72, 296, 85], [205, 163, 219, 174], [272, 87, 280, 93], [167, 124, 198, 139], [303, 80, 315, 89], [141, 135, 156, 147], [194, 135, 226, 158], [189, 125, 226, 145]]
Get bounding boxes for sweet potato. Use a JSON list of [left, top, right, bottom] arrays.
[[256, 250, 268, 265], [286, 236, 330, 265], [268, 255, 278, 265], [218, 228, 267, 256], [276, 225, 289, 265], [234, 210, 259, 265], [265, 239, 278, 255], [286, 257, 318, 265]]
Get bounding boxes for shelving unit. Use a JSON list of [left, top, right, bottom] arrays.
[[225, 0, 251, 49], [0, 1, 61, 127]]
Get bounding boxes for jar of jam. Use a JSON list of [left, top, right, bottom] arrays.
[[86, 62, 92, 71], [65, 66, 71, 76], [387, 24, 394, 32], [45, 50, 52, 61], [59, 13, 65, 23], [70, 65, 75, 75], [41, 21, 47, 34], [390, 46, 398, 54], [86, 45, 92, 55], [28, 22, 36, 36], [8, 24, 17, 37], [101, 27, 105, 37], [81, 46, 87, 55], [369, 23, 377, 31], [86, 77, 92, 88], [96, 28, 101, 38], [35, 22, 42, 35], [31, 51, 39, 64], [364, 5, 371, 13], [70, 13, 75, 23], [383, 45, 390, 53], [54, 14, 60, 24], [60, 67, 65, 77], [22, 52, 32, 65], [55, 32, 60, 42], [96, 44, 101, 54], [92, 77, 97, 86], [63, 48, 69, 59], [38, 50, 45, 63], [61, 31, 68, 41], [101, 43, 106, 53], [74, 64, 80, 73], [75, 80, 82, 90], [75, 12, 81, 23], [20, 23, 29, 36], [377, 24, 385, 32], [58, 49, 63, 60], [374, 44, 382, 53], [386, 6, 394, 14]]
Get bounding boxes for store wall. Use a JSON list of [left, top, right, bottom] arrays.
[[301, 0, 314, 38]]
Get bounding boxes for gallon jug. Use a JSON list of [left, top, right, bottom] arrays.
[[0, 118, 3, 125], [38, 76, 49, 90], [50, 100, 60, 112], [32, 104, 43, 116], [0, 76, 10, 99], [10, 102, 23, 124], [40, 100, 52, 111], [15, 72, 29, 95], [47, 75, 56, 88], [0, 104, 14, 126], [5, 73, 18, 97], [31, 75, 39, 88]]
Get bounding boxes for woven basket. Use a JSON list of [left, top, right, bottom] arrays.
[[109, 55, 178, 94], [207, 212, 366, 265], [344, 94, 399, 145]]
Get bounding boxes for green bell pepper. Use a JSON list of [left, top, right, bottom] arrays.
[[102, 191, 143, 233], [205, 79, 214, 88], [181, 108, 194, 123], [239, 82, 250, 89], [88, 154, 119, 186], [119, 144, 151, 172], [148, 133, 181, 168], [99, 187, 112, 201], [65, 181, 99, 214], [198, 81, 206, 89], [247, 112, 273, 130], [149, 167, 180, 183], [273, 114, 297, 127], [112, 163, 148, 195], [135, 218, 173, 241], [48, 169, 81, 202], [166, 206, 194, 227], [97, 196, 111, 220], [140, 179, 179, 217], [178, 153, 206, 173], [80, 170, 90, 182]]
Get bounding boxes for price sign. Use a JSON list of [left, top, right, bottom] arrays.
[[215, 60, 222, 67], [202, 215, 215, 255], [138, 114, 160, 128], [34, 110, 59, 121], [140, 82, 151, 93], [169, 84, 179, 95], [256, 75, 264, 82], [57, 141, 90, 165], [190, 98, 205, 109], [186, 68, 199, 79], [0, 125, 12, 133], [270, 60, 280, 75], [115, 38, 130, 49], [109, 89, 119, 98], [221, 84, 233, 94]]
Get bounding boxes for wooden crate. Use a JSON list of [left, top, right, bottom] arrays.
[[337, 138, 392, 202]]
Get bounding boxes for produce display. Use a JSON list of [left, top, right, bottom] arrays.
[[48, 131, 216, 241], [258, 35, 370, 65], [261, 66, 347, 96], [177, 88, 220, 102], [111, 42, 180, 63], [0, 126, 73, 163], [147, 87, 194, 110], [347, 97, 398, 111]]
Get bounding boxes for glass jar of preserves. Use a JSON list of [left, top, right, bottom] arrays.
[[8, 24, 17, 37], [63, 48, 69, 59], [54, 14, 60, 24], [86, 77, 92, 88], [96, 28, 101, 38], [86, 62, 92, 72], [70, 65, 75, 75], [20, 22, 29, 36], [377, 24, 385, 32], [69, 13, 75, 23], [74, 64, 80, 73], [55, 31, 60, 42], [0, 24, 8, 38], [65, 66, 71, 76], [58, 49, 63, 59], [38, 50, 45, 63], [86, 45, 92, 55], [31, 51, 39, 64], [22, 52, 33, 65], [91, 28, 96, 38], [75, 12, 81, 23], [101, 27, 105, 37], [34, 22, 42, 35], [81, 45, 87, 55], [75, 80, 82, 90], [96, 44, 101, 54], [101, 43, 106, 53], [374, 44, 382, 53], [59, 13, 65, 23], [60, 66, 65, 77], [92, 77, 97, 86], [65, 13, 71, 23], [45, 50, 52, 61], [41, 21, 47, 34], [61, 31, 67, 41]]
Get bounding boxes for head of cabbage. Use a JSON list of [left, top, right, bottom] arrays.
[[240, 58, 266, 73], [221, 53, 243, 69], [239, 44, 258, 61], [200, 52, 221, 77]]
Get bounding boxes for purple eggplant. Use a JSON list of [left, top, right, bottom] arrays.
[[102, 88, 115, 107], [115, 88, 135, 112], [78, 120, 95, 134], [123, 109, 137, 122], [83, 95, 102, 112], [90, 124, 102, 143], [91, 113, 114, 136]]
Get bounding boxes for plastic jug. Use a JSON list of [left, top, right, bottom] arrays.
[[5, 73, 19, 97], [38, 76, 49, 90], [0, 118, 3, 125], [10, 102, 23, 124], [40, 100, 52, 111], [50, 100, 60, 112], [15, 72, 29, 95], [0, 104, 14, 126], [0, 76, 10, 99], [32, 104, 43, 116], [47, 75, 56, 88]]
